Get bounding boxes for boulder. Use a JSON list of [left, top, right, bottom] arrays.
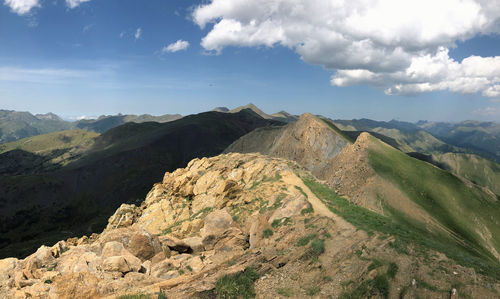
[[49, 272, 100, 299], [102, 256, 131, 273], [200, 209, 233, 239]]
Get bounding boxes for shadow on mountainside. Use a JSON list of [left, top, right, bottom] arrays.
[[0, 109, 283, 258]]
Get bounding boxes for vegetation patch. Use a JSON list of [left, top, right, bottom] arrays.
[[387, 262, 398, 279], [262, 228, 274, 238], [277, 287, 294, 297], [215, 267, 259, 299], [302, 178, 500, 280], [340, 274, 389, 299], [117, 294, 151, 299], [296, 234, 317, 247], [301, 207, 314, 215]]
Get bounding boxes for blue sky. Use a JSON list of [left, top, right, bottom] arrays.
[[1, 0, 499, 122]]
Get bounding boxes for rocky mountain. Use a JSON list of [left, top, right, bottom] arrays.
[[0, 110, 72, 143], [0, 109, 282, 259], [1, 153, 498, 298], [226, 114, 500, 265]]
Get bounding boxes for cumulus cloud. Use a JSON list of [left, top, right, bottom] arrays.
[[162, 40, 190, 53], [66, 0, 91, 9], [192, 0, 500, 98], [4, 0, 40, 15], [135, 28, 142, 40]]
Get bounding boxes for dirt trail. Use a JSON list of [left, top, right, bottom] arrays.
[[281, 171, 356, 234]]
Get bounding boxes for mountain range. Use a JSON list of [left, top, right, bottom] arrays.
[[0, 105, 499, 298]]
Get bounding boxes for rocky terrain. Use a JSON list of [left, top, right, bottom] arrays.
[[0, 153, 498, 298], [226, 114, 500, 265]]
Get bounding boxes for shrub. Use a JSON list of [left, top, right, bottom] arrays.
[[215, 267, 259, 299], [263, 228, 274, 238]]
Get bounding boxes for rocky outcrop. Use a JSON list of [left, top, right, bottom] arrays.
[[1, 152, 498, 298]]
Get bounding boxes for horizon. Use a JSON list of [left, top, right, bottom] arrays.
[[2, 104, 499, 124], [1, 0, 499, 122]]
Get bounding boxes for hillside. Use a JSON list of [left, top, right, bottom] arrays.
[[0, 110, 71, 143], [0, 130, 98, 175], [74, 113, 182, 133], [0, 110, 282, 259], [333, 118, 500, 196], [0, 153, 498, 298], [226, 114, 500, 265], [418, 120, 500, 162]]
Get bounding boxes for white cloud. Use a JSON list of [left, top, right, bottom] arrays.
[[66, 0, 91, 9], [193, 0, 500, 98], [162, 40, 190, 53], [135, 28, 142, 40], [4, 0, 40, 15], [473, 107, 500, 117]]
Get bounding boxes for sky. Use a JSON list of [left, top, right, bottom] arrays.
[[0, 0, 499, 122]]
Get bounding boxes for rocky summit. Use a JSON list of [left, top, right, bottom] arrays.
[[1, 153, 499, 298]]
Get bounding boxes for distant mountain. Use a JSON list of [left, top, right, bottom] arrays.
[[332, 118, 500, 196], [211, 106, 229, 112], [226, 113, 500, 264], [215, 103, 299, 123], [0, 110, 183, 143], [417, 120, 500, 162], [0, 109, 283, 258], [0, 110, 71, 143], [74, 113, 182, 133]]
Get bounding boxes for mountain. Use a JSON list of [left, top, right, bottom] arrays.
[[417, 120, 500, 163], [333, 118, 456, 154], [0, 109, 282, 258], [1, 153, 498, 298], [0, 110, 72, 143], [74, 113, 182, 133], [332, 118, 500, 197], [226, 113, 500, 265], [216, 103, 299, 123]]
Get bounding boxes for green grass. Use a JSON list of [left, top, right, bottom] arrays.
[[215, 267, 259, 299], [303, 239, 325, 260], [301, 207, 314, 215], [263, 228, 274, 238], [340, 274, 389, 299], [297, 234, 317, 247], [305, 286, 321, 296], [117, 295, 151, 299], [277, 288, 294, 297], [302, 178, 500, 280], [368, 138, 500, 262], [387, 262, 399, 279], [294, 185, 308, 198]]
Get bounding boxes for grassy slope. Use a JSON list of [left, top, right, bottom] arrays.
[[303, 178, 500, 279], [433, 152, 500, 196], [366, 135, 500, 263], [0, 129, 98, 155]]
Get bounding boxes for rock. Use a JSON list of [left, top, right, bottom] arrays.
[[186, 256, 204, 273], [159, 235, 192, 253], [151, 259, 181, 279], [152, 252, 168, 265], [182, 237, 204, 253], [49, 272, 100, 299], [99, 227, 163, 260], [0, 258, 18, 281], [268, 193, 309, 223], [105, 204, 141, 230], [102, 256, 131, 273], [201, 209, 233, 239]]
